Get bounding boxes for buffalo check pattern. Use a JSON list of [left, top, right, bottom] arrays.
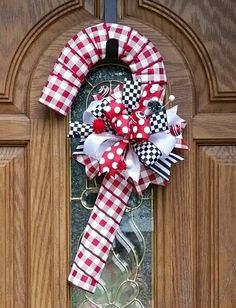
[[135, 61, 167, 85], [39, 23, 166, 116], [68, 173, 133, 293], [53, 61, 81, 88], [108, 23, 130, 56], [129, 41, 163, 73], [133, 165, 165, 195], [39, 73, 78, 115], [74, 155, 99, 179], [85, 23, 108, 59], [71, 154, 166, 292], [67, 31, 100, 65], [121, 29, 149, 63], [58, 46, 90, 76]]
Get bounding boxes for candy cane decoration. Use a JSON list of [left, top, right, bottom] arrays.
[[39, 23, 188, 293]]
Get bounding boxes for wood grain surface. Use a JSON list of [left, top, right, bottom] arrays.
[[0, 147, 27, 308], [125, 0, 236, 112], [0, 0, 82, 100], [149, 0, 236, 93], [0, 0, 235, 307], [197, 146, 236, 307]]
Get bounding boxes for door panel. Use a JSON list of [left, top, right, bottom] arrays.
[[128, 0, 236, 112], [0, 1, 82, 95], [148, 0, 236, 93], [0, 147, 27, 307], [0, 1, 235, 307], [197, 146, 236, 307]]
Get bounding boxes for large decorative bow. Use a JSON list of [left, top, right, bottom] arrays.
[[68, 79, 188, 293]]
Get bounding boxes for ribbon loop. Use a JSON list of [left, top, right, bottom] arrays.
[[149, 109, 169, 134], [68, 121, 93, 139], [133, 141, 162, 166], [122, 78, 142, 114], [99, 140, 129, 176]]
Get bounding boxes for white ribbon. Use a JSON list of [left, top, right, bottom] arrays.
[[84, 132, 122, 160], [83, 100, 100, 124], [166, 106, 185, 126], [124, 146, 141, 183], [83, 132, 143, 182], [149, 132, 176, 156]]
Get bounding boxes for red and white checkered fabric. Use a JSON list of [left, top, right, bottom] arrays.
[[121, 29, 149, 63], [133, 165, 165, 195], [129, 42, 163, 73], [58, 46, 90, 76], [67, 31, 100, 66], [85, 23, 108, 59], [74, 155, 99, 179], [39, 23, 166, 116], [53, 61, 81, 88], [68, 173, 133, 293], [107, 23, 130, 57], [39, 73, 78, 115], [134, 61, 167, 85]]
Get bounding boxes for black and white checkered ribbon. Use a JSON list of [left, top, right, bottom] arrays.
[[90, 98, 116, 132], [150, 109, 169, 134], [133, 141, 162, 166], [91, 99, 110, 120], [68, 121, 93, 139], [122, 78, 142, 114]]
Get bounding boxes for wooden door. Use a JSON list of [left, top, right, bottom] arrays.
[[0, 0, 235, 307]]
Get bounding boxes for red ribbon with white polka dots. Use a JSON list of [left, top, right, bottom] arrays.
[[98, 98, 151, 176]]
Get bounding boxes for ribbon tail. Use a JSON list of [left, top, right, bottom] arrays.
[[68, 121, 93, 139], [68, 173, 133, 293], [133, 141, 162, 166], [149, 152, 184, 181], [72, 140, 85, 158], [175, 135, 189, 150], [73, 155, 99, 180], [132, 164, 165, 196]]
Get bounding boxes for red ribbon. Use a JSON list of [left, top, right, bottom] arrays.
[[99, 100, 151, 176]]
